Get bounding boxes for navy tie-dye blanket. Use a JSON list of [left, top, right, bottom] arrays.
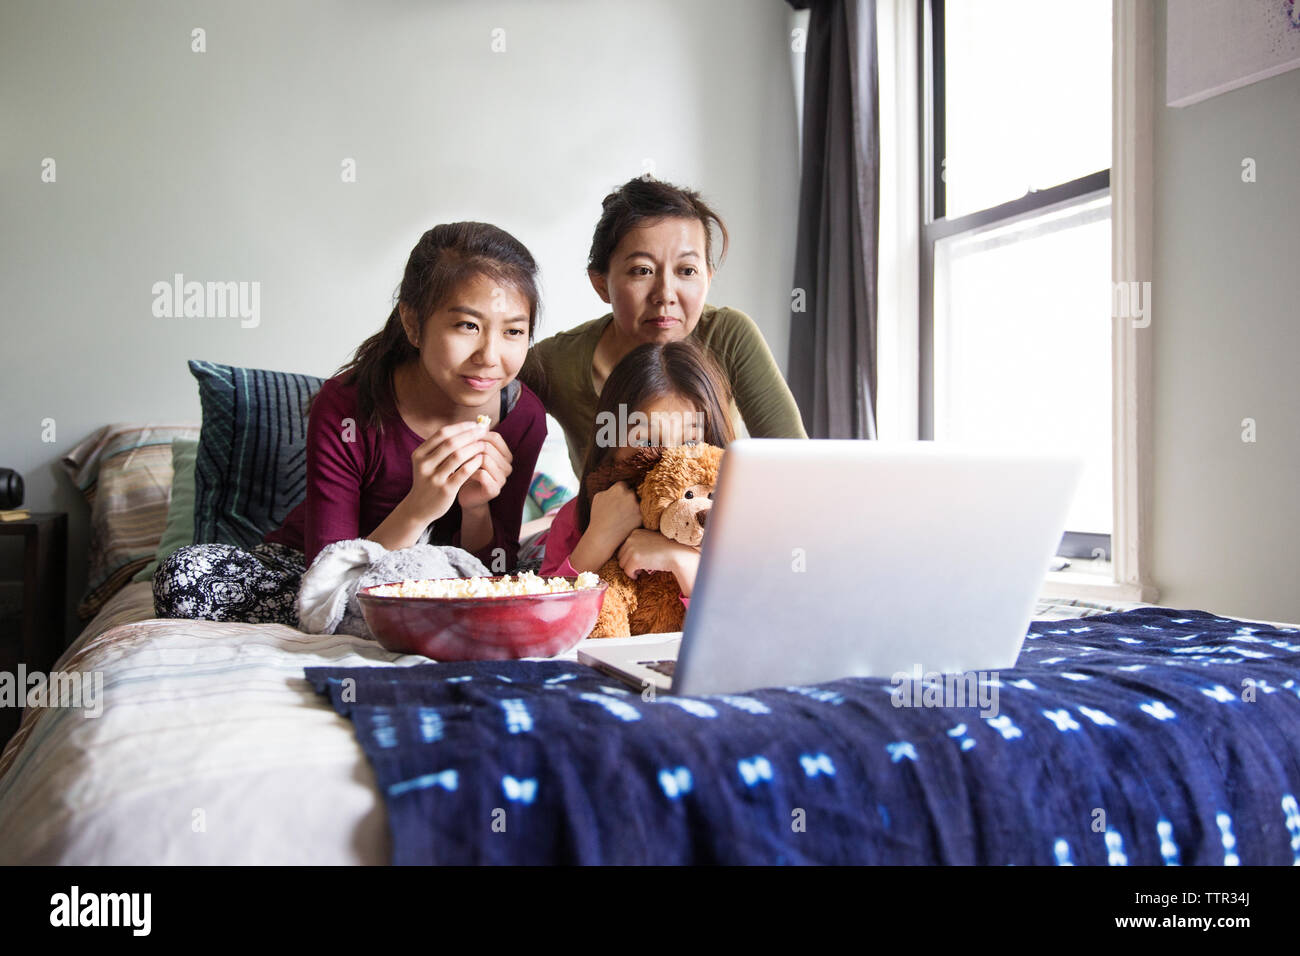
[[304, 607, 1300, 865]]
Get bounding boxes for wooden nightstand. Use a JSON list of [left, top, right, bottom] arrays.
[[0, 512, 68, 749], [0, 512, 69, 674]]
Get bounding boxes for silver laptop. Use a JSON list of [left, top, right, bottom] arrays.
[[577, 439, 1082, 696]]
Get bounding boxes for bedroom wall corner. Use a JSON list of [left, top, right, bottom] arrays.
[[1149, 0, 1300, 623]]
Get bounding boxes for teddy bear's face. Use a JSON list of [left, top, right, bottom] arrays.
[[637, 445, 724, 547], [658, 481, 714, 547]]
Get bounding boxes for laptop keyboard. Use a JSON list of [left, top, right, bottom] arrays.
[[640, 659, 676, 677]]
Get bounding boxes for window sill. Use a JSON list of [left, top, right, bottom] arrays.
[[1040, 558, 1158, 605]]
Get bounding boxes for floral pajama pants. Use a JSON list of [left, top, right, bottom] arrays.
[[153, 541, 307, 626]]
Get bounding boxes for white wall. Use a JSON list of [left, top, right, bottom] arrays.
[[0, 0, 801, 638], [1150, 0, 1300, 623], [13, 0, 1287, 639]]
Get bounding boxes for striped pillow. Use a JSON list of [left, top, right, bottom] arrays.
[[131, 437, 200, 583], [61, 423, 202, 619], [188, 360, 323, 550]]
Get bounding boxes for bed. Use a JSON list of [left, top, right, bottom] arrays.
[[4, 577, 1299, 865], [4, 393, 1298, 864], [0, 580, 408, 864]]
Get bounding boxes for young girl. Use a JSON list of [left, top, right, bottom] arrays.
[[540, 339, 734, 604], [154, 222, 548, 626]]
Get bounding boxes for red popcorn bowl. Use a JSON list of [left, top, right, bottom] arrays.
[[356, 576, 608, 661]]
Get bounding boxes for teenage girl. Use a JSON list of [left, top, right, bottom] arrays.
[[154, 222, 547, 626], [540, 339, 734, 604]]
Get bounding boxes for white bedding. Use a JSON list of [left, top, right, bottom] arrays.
[[0, 582, 413, 863], [0, 582, 681, 864], [0, 582, 1155, 864]]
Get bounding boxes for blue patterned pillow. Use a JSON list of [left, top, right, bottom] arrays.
[[188, 360, 324, 550]]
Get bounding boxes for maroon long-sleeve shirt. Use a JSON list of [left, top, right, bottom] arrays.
[[264, 373, 546, 569]]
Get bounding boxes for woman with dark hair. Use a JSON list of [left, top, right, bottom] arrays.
[[154, 222, 548, 626], [519, 175, 807, 482]]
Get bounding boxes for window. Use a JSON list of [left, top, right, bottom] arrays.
[[922, 0, 1113, 561]]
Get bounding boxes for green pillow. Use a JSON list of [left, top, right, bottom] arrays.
[[132, 437, 200, 582]]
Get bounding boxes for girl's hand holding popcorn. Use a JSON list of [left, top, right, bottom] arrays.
[[404, 420, 496, 522], [456, 426, 514, 511]]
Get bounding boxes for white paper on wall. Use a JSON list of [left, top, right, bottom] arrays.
[[1167, 0, 1300, 107]]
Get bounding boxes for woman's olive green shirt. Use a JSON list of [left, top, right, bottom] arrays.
[[519, 304, 808, 477]]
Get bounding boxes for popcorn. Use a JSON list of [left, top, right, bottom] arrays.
[[475, 415, 491, 427], [369, 570, 601, 599]]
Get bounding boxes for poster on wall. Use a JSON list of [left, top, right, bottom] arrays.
[[1167, 0, 1300, 106]]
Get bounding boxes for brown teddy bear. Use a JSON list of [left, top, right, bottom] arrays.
[[585, 443, 725, 639]]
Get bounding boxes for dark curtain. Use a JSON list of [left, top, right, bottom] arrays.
[[786, 0, 879, 439]]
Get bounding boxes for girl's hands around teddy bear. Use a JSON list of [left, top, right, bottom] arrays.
[[617, 529, 702, 597], [568, 481, 645, 573], [588, 481, 644, 544]]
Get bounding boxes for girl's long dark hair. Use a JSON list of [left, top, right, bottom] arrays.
[[310, 222, 541, 432], [576, 339, 735, 531]]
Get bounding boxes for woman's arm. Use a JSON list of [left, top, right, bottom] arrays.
[[712, 307, 809, 439], [367, 497, 436, 552], [520, 511, 558, 541], [457, 504, 494, 557], [302, 382, 367, 565]]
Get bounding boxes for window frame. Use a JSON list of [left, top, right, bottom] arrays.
[[916, 0, 1157, 599]]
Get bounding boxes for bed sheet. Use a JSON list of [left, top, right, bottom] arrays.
[[0, 583, 1276, 864], [307, 607, 1300, 864], [0, 584, 694, 863]]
